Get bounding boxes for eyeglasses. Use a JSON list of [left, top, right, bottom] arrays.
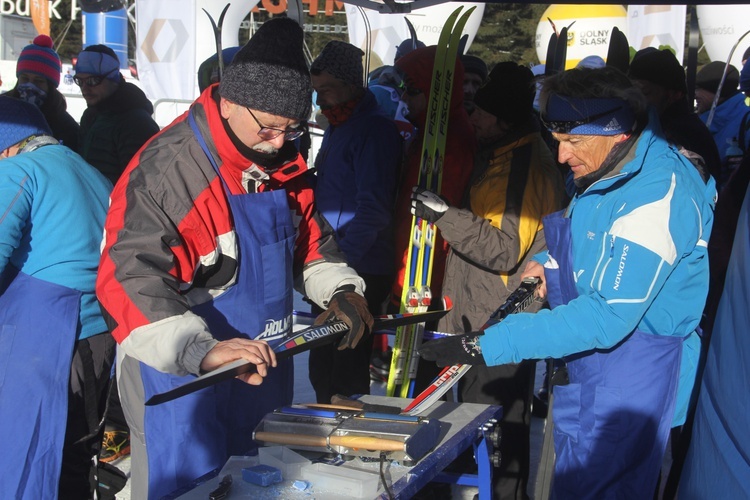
[[73, 69, 118, 87], [541, 106, 623, 134], [246, 107, 304, 141]]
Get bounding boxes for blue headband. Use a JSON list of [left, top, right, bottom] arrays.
[[75, 51, 120, 81], [543, 95, 635, 135]]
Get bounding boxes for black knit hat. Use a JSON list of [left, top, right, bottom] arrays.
[[311, 41, 364, 87], [696, 61, 739, 98], [461, 55, 488, 81], [219, 17, 312, 120], [629, 48, 687, 94], [474, 62, 534, 124]]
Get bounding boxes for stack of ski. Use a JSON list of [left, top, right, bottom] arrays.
[[386, 6, 476, 398], [402, 277, 540, 416]]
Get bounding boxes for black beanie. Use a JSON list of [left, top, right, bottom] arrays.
[[474, 62, 534, 124], [629, 48, 687, 94], [461, 55, 488, 81], [311, 41, 364, 87], [219, 17, 312, 120], [696, 61, 739, 98]]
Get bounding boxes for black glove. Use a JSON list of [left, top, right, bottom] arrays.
[[418, 332, 486, 367], [411, 187, 449, 223], [314, 286, 374, 350]]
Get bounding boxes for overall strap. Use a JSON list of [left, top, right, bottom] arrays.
[[188, 110, 231, 193]]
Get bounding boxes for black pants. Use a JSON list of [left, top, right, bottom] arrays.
[[103, 373, 129, 430], [308, 273, 392, 404], [59, 332, 117, 499], [456, 361, 535, 500]]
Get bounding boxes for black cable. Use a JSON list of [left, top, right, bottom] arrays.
[[379, 452, 395, 500]]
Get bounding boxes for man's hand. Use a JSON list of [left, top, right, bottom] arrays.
[[200, 338, 277, 385], [521, 260, 547, 300], [314, 288, 374, 350], [411, 187, 449, 223], [418, 332, 486, 367]]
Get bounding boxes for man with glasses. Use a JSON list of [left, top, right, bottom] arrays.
[[75, 44, 159, 184], [420, 67, 716, 498], [95, 18, 372, 499], [307, 41, 402, 404], [75, 43, 160, 471]]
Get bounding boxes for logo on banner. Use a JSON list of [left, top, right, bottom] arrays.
[[140, 18, 190, 63]]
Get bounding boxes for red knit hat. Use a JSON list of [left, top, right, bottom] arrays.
[[17, 35, 62, 88]]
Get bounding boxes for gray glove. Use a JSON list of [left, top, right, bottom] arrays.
[[411, 187, 449, 223]]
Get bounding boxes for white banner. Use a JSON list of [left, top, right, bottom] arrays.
[[345, 3, 484, 72], [696, 5, 750, 70], [627, 5, 686, 64], [136, 0, 196, 100]]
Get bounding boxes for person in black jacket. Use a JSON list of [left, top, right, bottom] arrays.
[[74, 44, 160, 185], [74, 44, 160, 466], [5, 35, 79, 149], [628, 48, 721, 183]]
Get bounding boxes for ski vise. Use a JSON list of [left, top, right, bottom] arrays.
[[253, 406, 441, 465]]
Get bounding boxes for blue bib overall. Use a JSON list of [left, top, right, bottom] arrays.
[[0, 269, 80, 499], [543, 209, 683, 499], [136, 114, 295, 499]]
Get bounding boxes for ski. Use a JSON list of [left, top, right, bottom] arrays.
[[146, 304, 452, 406], [605, 27, 629, 74], [386, 7, 461, 398], [706, 27, 750, 128], [387, 6, 475, 399], [402, 277, 541, 416], [686, 6, 700, 106], [401, 6, 476, 399], [202, 3, 231, 81]]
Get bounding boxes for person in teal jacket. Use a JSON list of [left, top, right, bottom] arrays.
[[420, 67, 716, 499], [0, 97, 114, 498]]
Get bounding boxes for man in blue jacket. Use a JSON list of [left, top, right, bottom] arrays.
[[308, 41, 403, 403], [0, 97, 113, 498], [420, 67, 716, 499]]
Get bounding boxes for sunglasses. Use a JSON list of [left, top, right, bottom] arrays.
[[246, 107, 304, 141], [541, 106, 623, 134], [74, 69, 118, 87]]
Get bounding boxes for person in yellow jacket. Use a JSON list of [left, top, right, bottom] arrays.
[[411, 62, 565, 499]]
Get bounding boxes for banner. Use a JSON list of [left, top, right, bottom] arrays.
[[536, 5, 627, 69], [627, 5, 686, 64], [696, 5, 750, 70], [30, 0, 49, 36], [346, 3, 484, 72], [136, 0, 196, 100]]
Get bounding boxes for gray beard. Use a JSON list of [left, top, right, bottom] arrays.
[[253, 143, 279, 155]]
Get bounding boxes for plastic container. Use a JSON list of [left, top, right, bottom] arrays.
[[257, 446, 310, 479], [218, 455, 259, 477], [300, 462, 380, 498]]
